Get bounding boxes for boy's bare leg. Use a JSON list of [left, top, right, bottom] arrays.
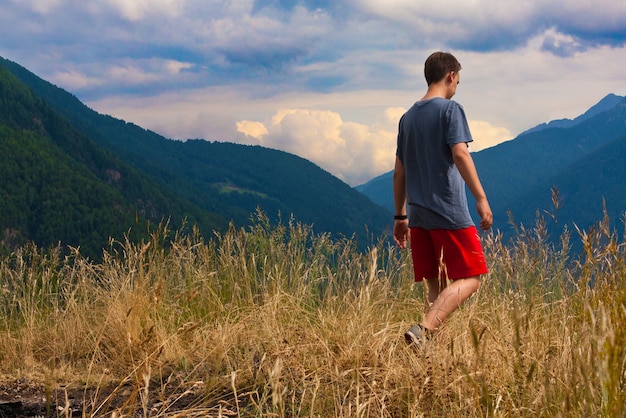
[[421, 277, 480, 331], [425, 276, 447, 305]]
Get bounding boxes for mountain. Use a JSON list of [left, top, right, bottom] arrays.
[[0, 57, 391, 257], [505, 133, 626, 231], [521, 93, 624, 135], [0, 65, 219, 258], [356, 94, 626, 237]]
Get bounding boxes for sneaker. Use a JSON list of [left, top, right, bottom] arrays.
[[404, 324, 430, 346]]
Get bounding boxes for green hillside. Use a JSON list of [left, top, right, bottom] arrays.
[[0, 66, 230, 258], [0, 57, 391, 256]]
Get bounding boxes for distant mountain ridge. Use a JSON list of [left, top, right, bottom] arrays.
[[0, 56, 391, 257], [521, 93, 624, 135], [356, 94, 626, 237]]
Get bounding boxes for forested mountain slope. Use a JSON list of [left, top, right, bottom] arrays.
[[0, 66, 219, 258], [0, 57, 391, 257]]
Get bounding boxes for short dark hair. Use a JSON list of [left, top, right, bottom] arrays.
[[424, 52, 462, 86]]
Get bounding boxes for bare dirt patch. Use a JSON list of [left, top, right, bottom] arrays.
[[0, 376, 225, 417]]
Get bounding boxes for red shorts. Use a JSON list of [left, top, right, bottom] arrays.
[[410, 226, 488, 282]]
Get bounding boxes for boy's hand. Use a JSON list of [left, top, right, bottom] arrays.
[[393, 219, 410, 248], [476, 198, 493, 231]]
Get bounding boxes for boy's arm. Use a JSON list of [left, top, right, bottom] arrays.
[[451, 143, 493, 231], [393, 156, 409, 248]]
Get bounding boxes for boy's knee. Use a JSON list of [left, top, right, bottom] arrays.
[[465, 276, 481, 294]]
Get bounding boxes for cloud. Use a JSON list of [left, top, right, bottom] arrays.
[[104, 0, 184, 21], [48, 69, 103, 91], [352, 0, 626, 53], [45, 58, 196, 99], [237, 108, 398, 185], [6, 0, 625, 101], [4, 0, 626, 186], [540, 28, 583, 57], [236, 120, 269, 141], [235, 106, 512, 183], [24, 0, 63, 14], [467, 121, 512, 152]]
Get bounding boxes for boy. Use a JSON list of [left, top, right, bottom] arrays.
[[393, 51, 493, 345]]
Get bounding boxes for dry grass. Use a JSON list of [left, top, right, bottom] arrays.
[[0, 210, 625, 417]]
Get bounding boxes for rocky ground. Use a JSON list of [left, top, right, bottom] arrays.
[[0, 376, 234, 417]]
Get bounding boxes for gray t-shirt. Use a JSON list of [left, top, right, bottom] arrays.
[[396, 97, 474, 230]]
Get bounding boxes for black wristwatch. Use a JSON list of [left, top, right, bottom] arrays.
[[394, 215, 408, 220]]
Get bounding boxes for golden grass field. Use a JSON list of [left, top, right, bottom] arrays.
[[0, 210, 624, 417]]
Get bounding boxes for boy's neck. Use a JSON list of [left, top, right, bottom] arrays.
[[421, 73, 458, 101], [421, 84, 449, 101]]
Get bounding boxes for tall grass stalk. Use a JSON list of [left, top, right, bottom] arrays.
[[0, 210, 624, 416]]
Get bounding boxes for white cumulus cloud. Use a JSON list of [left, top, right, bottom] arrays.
[[237, 108, 398, 186], [468, 121, 512, 152]]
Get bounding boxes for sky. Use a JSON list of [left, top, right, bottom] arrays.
[[2, 0, 626, 186]]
